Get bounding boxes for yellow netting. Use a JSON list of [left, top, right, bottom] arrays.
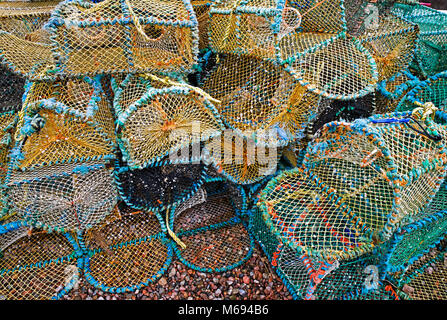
[[257, 167, 375, 262], [82, 209, 172, 292], [191, 0, 211, 50], [205, 130, 281, 185], [0, 228, 80, 300], [0, 0, 198, 79], [304, 112, 447, 240], [14, 78, 115, 171], [359, 14, 418, 81], [7, 161, 118, 232], [115, 74, 224, 169], [200, 53, 320, 142]]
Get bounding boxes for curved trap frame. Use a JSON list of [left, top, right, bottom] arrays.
[[114, 159, 208, 214], [358, 13, 418, 82], [0, 0, 199, 80], [114, 73, 224, 169], [208, 0, 378, 100], [393, 248, 447, 300], [12, 76, 116, 171], [204, 129, 282, 185], [257, 167, 375, 262], [191, 0, 212, 50], [392, 3, 447, 77], [0, 222, 81, 300], [376, 69, 419, 114], [79, 209, 172, 294], [200, 53, 321, 144], [169, 177, 254, 273], [248, 206, 397, 300], [7, 161, 118, 233], [303, 111, 447, 240]]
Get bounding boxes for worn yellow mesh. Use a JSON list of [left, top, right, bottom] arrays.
[[0, 229, 80, 300], [359, 14, 418, 81], [304, 113, 447, 240], [201, 53, 320, 141], [0, 111, 16, 182], [82, 209, 171, 292], [7, 161, 118, 232], [15, 78, 115, 171], [191, 0, 211, 50], [115, 74, 224, 169], [205, 130, 280, 185], [397, 249, 447, 300]]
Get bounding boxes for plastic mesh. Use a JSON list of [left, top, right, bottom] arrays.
[[304, 112, 447, 240], [392, 3, 447, 77], [171, 178, 253, 272], [257, 167, 375, 262], [115, 161, 207, 213], [14, 77, 115, 171], [200, 53, 320, 143], [0, 227, 80, 300], [7, 161, 118, 233], [114, 74, 224, 169], [0, 0, 199, 80], [81, 208, 172, 293]]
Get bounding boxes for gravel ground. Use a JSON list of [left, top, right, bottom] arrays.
[[63, 243, 293, 300]]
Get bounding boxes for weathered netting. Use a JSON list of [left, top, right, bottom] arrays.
[[115, 160, 208, 213], [396, 71, 447, 117], [392, 3, 447, 77], [12, 77, 115, 171], [303, 112, 447, 240], [191, 0, 212, 50], [0, 65, 24, 112], [208, 0, 378, 100], [169, 177, 253, 272], [204, 130, 282, 185], [80, 208, 172, 293], [114, 73, 224, 169], [0, 110, 17, 215], [0, 0, 199, 80], [309, 94, 376, 135], [7, 161, 118, 232], [248, 205, 398, 300], [376, 69, 420, 114], [394, 248, 447, 300], [200, 53, 321, 144], [0, 216, 29, 253], [0, 225, 81, 300], [358, 13, 418, 82], [257, 167, 375, 262]]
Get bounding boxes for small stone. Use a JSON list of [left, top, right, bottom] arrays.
[[243, 276, 250, 284], [159, 277, 167, 286]]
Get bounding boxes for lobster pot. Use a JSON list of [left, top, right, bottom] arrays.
[[359, 14, 418, 82], [191, 0, 212, 50], [257, 168, 375, 262], [3, 0, 199, 80], [396, 72, 447, 118], [169, 177, 253, 272], [376, 70, 419, 114], [0, 217, 29, 252], [208, 0, 378, 100], [393, 248, 447, 300], [248, 207, 396, 300], [303, 112, 447, 240], [204, 129, 282, 185], [0, 110, 17, 216], [200, 54, 320, 144], [13, 77, 115, 171], [392, 3, 447, 77], [0, 65, 25, 113], [115, 160, 208, 213], [80, 209, 172, 293], [7, 161, 118, 233], [114, 74, 224, 169], [0, 224, 81, 300], [310, 94, 376, 136]]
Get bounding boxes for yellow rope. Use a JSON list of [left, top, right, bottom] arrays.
[[166, 207, 187, 249]]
